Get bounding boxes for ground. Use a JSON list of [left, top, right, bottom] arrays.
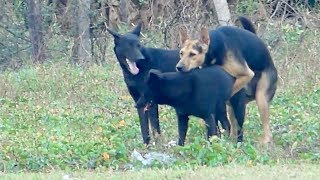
[[1, 164, 320, 179]]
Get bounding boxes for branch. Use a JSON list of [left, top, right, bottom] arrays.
[[0, 24, 31, 42]]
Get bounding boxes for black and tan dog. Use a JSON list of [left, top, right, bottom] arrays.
[[176, 17, 278, 143]]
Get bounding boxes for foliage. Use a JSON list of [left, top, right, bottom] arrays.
[[236, 0, 260, 15], [0, 59, 319, 172], [281, 24, 304, 44]]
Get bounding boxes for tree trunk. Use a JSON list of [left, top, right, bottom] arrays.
[[212, 0, 232, 26], [26, 0, 46, 63], [72, 0, 92, 66], [119, 0, 128, 23]]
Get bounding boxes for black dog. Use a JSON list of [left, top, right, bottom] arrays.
[[107, 17, 255, 145], [107, 23, 180, 145], [136, 66, 246, 146]]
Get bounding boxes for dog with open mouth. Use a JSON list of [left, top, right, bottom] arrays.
[[107, 26, 145, 75], [107, 23, 180, 145]]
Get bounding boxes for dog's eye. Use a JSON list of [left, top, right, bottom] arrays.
[[189, 52, 196, 57], [180, 51, 183, 56]]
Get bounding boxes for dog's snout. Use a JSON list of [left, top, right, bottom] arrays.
[[176, 66, 183, 72]]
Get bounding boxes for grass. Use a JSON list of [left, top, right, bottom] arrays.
[[1, 163, 320, 179], [0, 58, 319, 174]]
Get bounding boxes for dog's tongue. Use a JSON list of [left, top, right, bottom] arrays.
[[126, 59, 139, 75]]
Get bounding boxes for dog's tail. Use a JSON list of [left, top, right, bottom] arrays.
[[235, 16, 256, 34]]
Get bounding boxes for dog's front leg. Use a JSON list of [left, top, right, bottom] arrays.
[[147, 104, 161, 139], [137, 107, 151, 145], [128, 88, 151, 145], [222, 55, 254, 96]]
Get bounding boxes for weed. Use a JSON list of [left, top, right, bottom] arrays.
[[0, 59, 319, 172]]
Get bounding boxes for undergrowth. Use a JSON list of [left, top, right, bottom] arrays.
[[0, 60, 319, 172]]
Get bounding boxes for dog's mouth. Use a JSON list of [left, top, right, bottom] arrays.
[[126, 59, 139, 75]]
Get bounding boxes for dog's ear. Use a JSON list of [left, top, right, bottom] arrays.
[[199, 26, 210, 45], [179, 26, 189, 46], [107, 28, 121, 39], [131, 22, 143, 37]]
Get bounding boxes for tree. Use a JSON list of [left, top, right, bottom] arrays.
[[26, 0, 46, 63], [71, 0, 92, 66], [212, 0, 232, 26]]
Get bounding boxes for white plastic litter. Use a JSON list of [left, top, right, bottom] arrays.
[[166, 140, 177, 148], [62, 174, 72, 180], [131, 149, 176, 166]]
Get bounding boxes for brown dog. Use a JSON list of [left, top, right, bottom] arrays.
[[176, 17, 278, 143]]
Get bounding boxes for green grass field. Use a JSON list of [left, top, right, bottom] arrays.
[[0, 58, 319, 176], [1, 164, 320, 179]]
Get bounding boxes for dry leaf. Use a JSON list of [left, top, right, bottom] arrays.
[[102, 152, 110, 161]]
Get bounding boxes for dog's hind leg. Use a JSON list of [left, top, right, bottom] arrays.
[[216, 101, 230, 134], [206, 114, 219, 140], [229, 89, 247, 142], [235, 104, 246, 143], [255, 71, 273, 143], [147, 104, 161, 139], [227, 105, 238, 140], [177, 113, 189, 146]]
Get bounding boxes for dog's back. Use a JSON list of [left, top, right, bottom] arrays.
[[140, 47, 180, 73], [192, 66, 233, 93], [207, 26, 274, 71], [190, 66, 234, 110], [148, 66, 234, 117]]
